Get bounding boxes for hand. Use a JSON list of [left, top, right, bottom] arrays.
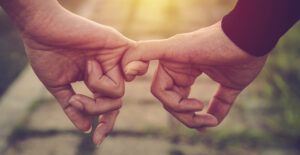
[[1, 0, 134, 145], [122, 21, 268, 130]]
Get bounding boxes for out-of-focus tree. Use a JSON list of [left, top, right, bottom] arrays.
[[261, 21, 300, 139]]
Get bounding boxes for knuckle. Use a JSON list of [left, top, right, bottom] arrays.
[[214, 120, 221, 126], [65, 109, 76, 119], [110, 82, 125, 98], [115, 109, 121, 115], [112, 80, 121, 89], [116, 87, 125, 97], [150, 84, 160, 97], [123, 43, 140, 63], [129, 42, 140, 52], [82, 122, 91, 131], [115, 101, 122, 109], [150, 85, 156, 95], [162, 104, 171, 112], [64, 105, 77, 119], [170, 103, 182, 112]]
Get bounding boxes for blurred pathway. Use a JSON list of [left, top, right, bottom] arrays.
[[0, 67, 46, 154], [1, 0, 268, 155]]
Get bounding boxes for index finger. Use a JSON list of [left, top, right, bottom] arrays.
[[151, 64, 204, 112], [47, 85, 92, 132]]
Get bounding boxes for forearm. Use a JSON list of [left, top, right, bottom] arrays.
[[222, 0, 300, 56], [0, 0, 62, 33]]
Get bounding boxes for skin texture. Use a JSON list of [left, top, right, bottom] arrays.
[[1, 0, 134, 145], [122, 21, 268, 130]]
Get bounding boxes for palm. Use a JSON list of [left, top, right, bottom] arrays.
[[21, 10, 129, 88], [24, 37, 126, 93], [19, 7, 133, 144], [162, 30, 267, 126], [159, 60, 201, 87]]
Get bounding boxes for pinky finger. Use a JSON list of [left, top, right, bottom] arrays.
[[123, 61, 149, 81]]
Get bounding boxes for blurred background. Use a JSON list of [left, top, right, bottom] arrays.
[[0, 0, 300, 154]]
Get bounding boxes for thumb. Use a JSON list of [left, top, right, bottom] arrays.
[[122, 39, 175, 81]]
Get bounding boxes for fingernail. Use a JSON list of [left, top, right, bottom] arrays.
[[69, 98, 84, 111], [87, 61, 92, 74], [125, 62, 138, 75], [84, 127, 92, 134]]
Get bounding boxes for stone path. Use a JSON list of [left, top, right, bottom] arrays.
[[0, 66, 47, 154], [2, 0, 299, 155]]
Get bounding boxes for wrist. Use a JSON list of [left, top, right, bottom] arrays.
[[1, 0, 62, 34], [186, 21, 267, 65], [221, 0, 300, 57]]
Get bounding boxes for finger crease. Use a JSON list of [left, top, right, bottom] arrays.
[[63, 104, 72, 111], [178, 97, 184, 105], [214, 96, 233, 105]]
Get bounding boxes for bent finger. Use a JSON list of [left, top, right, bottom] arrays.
[[93, 110, 120, 146], [86, 60, 124, 98], [69, 94, 122, 115], [151, 64, 204, 112], [48, 85, 92, 132]]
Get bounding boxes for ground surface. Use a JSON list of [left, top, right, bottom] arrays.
[[1, 0, 300, 155]]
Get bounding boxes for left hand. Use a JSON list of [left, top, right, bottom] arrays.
[[1, 0, 135, 145]]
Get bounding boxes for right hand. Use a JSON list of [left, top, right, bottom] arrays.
[[121, 21, 268, 130]]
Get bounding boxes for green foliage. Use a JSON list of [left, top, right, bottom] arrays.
[[260, 21, 300, 138], [209, 129, 270, 149]]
